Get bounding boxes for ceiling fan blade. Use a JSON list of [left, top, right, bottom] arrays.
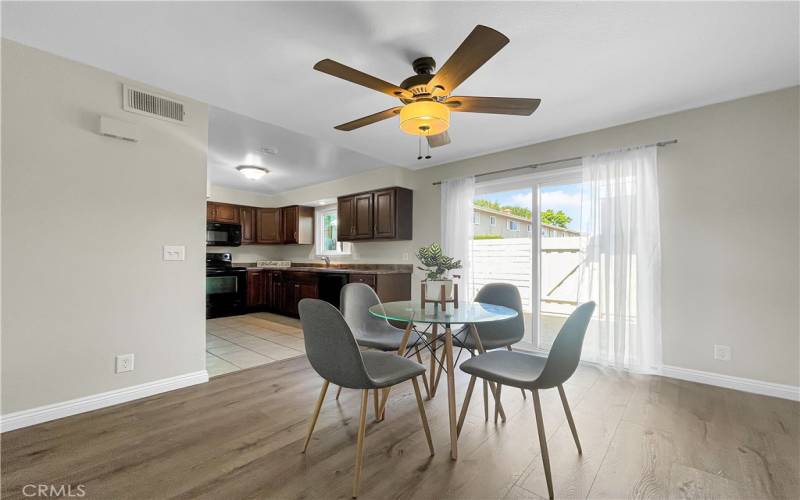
[[427, 25, 509, 96], [314, 59, 412, 99], [334, 107, 403, 131], [427, 131, 451, 148], [445, 96, 541, 116]]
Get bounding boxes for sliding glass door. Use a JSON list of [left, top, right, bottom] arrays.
[[471, 167, 584, 352]]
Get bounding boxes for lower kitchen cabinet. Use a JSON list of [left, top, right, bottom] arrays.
[[282, 272, 319, 317], [246, 269, 268, 308], [245, 268, 409, 317]]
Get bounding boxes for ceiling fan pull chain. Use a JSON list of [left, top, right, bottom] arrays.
[[417, 135, 423, 160], [425, 136, 432, 159]]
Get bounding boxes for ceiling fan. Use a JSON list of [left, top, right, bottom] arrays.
[[313, 25, 541, 157]]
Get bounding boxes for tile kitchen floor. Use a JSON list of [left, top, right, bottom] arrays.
[[205, 312, 305, 377]]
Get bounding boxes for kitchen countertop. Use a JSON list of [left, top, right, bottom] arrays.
[[235, 263, 413, 275]]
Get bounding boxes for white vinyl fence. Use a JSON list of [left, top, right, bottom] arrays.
[[470, 237, 584, 314]]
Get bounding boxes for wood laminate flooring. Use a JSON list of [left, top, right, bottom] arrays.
[[2, 354, 798, 499]]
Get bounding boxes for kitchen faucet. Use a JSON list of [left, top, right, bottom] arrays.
[[321, 256, 331, 267]]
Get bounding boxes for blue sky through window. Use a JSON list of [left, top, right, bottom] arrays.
[[475, 183, 582, 231]]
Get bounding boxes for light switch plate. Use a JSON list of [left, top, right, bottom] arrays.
[[163, 245, 186, 261]]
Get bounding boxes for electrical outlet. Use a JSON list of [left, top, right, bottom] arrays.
[[713, 344, 731, 361], [116, 353, 135, 373]]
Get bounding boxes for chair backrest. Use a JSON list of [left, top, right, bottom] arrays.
[[474, 283, 525, 345], [298, 298, 372, 388], [340, 283, 386, 335], [535, 301, 596, 389]]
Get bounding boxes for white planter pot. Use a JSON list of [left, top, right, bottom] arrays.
[[425, 280, 453, 301]]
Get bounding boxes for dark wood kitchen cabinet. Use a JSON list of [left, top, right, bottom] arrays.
[[337, 193, 373, 241], [207, 202, 240, 223], [239, 206, 256, 244], [282, 271, 318, 317], [373, 188, 413, 240], [337, 187, 412, 242], [256, 208, 282, 244], [281, 205, 314, 244], [246, 269, 267, 308]]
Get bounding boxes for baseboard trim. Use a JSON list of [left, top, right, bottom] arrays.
[[660, 365, 799, 401], [1, 370, 209, 432]]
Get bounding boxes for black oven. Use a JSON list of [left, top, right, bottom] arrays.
[[206, 222, 242, 247], [206, 253, 247, 318]]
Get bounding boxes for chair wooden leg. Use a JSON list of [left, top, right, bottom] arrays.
[[411, 377, 434, 456], [532, 389, 554, 499], [483, 379, 489, 421], [457, 375, 477, 436], [373, 389, 380, 422], [507, 346, 526, 399], [302, 380, 329, 453], [377, 387, 390, 420], [558, 384, 582, 454], [335, 385, 343, 400], [494, 384, 503, 423], [414, 346, 431, 399], [353, 389, 369, 498]]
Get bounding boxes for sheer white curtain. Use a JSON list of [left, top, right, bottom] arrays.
[[441, 176, 475, 298], [577, 146, 662, 373]]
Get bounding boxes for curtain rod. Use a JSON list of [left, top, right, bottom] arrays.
[[431, 139, 678, 186]]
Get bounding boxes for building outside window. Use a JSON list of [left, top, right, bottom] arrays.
[[507, 220, 520, 231], [473, 212, 480, 225], [527, 224, 532, 232], [489, 215, 496, 226], [316, 206, 351, 256]]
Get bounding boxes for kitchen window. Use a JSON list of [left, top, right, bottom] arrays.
[[316, 206, 351, 256]]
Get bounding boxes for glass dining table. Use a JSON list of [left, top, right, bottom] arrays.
[[369, 300, 518, 460]]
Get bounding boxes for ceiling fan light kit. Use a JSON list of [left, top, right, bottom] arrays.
[[399, 101, 450, 136], [314, 24, 540, 159]]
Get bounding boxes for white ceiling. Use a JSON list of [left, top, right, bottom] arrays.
[[3, 2, 798, 190], [207, 106, 391, 193]]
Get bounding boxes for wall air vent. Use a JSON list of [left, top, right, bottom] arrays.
[[122, 84, 185, 124]]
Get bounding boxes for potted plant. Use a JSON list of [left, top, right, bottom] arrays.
[[416, 243, 462, 301]]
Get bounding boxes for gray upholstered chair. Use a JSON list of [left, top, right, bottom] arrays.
[[452, 283, 527, 420], [457, 301, 596, 500], [298, 298, 434, 498], [339, 283, 430, 404]]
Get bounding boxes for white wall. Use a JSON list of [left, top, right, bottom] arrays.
[[217, 87, 799, 387], [1, 40, 209, 415]]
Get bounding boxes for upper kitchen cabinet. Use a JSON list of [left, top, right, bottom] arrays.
[[207, 201, 240, 223], [337, 187, 412, 242], [281, 205, 314, 244], [373, 188, 412, 240], [256, 208, 282, 244], [338, 193, 374, 241], [239, 206, 256, 245]]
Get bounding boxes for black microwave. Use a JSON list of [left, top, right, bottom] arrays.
[[206, 222, 242, 247]]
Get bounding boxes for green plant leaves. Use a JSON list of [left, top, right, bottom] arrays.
[[415, 243, 462, 281]]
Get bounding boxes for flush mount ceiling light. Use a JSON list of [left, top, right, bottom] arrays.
[[236, 165, 269, 180]]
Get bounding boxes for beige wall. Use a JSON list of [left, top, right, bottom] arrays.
[[1, 41, 209, 414], [217, 87, 799, 386]]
